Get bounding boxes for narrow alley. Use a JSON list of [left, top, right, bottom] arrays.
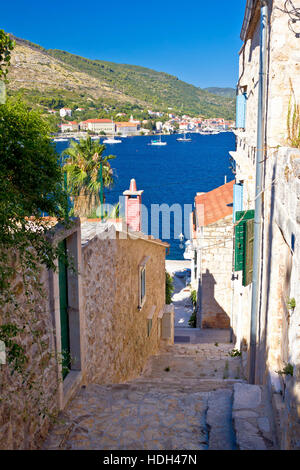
[[43, 264, 277, 451]]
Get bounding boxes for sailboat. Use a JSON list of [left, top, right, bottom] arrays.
[[103, 119, 122, 144], [149, 134, 167, 146], [177, 132, 192, 142]]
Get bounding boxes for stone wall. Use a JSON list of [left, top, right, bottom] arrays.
[[0, 221, 83, 450], [0, 258, 59, 450], [196, 216, 233, 329], [81, 224, 167, 385], [259, 147, 300, 449], [232, 1, 300, 447], [0, 219, 168, 449]]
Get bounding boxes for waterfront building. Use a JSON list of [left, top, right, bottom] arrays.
[[80, 119, 115, 134]]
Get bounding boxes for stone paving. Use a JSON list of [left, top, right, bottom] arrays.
[[43, 330, 277, 450], [43, 333, 245, 450]]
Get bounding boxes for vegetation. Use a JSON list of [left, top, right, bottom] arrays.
[[0, 30, 69, 421], [204, 87, 236, 99], [9, 36, 235, 120], [62, 137, 116, 217], [0, 29, 14, 81], [277, 363, 294, 377], [228, 349, 242, 357], [188, 289, 197, 328], [287, 81, 300, 148], [165, 272, 174, 304], [287, 297, 296, 310]]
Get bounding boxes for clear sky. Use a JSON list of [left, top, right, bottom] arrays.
[[1, 0, 246, 89]]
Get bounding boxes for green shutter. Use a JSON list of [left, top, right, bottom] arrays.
[[234, 210, 255, 272], [243, 218, 254, 286]]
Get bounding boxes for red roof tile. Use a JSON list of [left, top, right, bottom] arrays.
[[195, 180, 234, 226], [85, 119, 113, 123]]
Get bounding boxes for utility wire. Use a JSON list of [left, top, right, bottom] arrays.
[[276, 0, 300, 37]]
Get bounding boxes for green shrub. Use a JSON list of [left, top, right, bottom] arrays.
[[277, 363, 294, 377], [190, 290, 197, 307], [188, 312, 197, 328], [165, 271, 174, 304]]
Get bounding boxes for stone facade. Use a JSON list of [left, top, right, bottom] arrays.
[[232, 0, 300, 449], [192, 217, 234, 329], [0, 219, 169, 449], [0, 220, 83, 450], [81, 222, 169, 385]]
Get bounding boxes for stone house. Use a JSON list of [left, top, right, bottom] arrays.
[[230, 0, 300, 448], [189, 180, 234, 329], [79, 119, 115, 134], [0, 180, 172, 449], [115, 122, 139, 135]]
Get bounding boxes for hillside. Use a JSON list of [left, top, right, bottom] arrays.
[[204, 87, 236, 99], [7, 36, 235, 119]]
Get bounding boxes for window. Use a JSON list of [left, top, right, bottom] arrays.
[[140, 266, 146, 306], [236, 93, 247, 129], [233, 183, 244, 222], [147, 319, 152, 337], [138, 256, 149, 310]]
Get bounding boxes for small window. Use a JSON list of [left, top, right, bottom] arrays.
[[138, 265, 146, 309], [147, 319, 152, 337], [138, 256, 149, 310]]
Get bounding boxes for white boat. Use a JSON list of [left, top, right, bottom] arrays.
[[52, 137, 69, 142], [103, 137, 122, 144], [103, 119, 122, 144], [177, 132, 192, 142], [149, 134, 167, 146]]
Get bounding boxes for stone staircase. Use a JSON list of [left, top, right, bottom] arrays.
[[43, 339, 277, 450]]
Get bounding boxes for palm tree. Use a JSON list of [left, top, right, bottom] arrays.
[[62, 137, 116, 217]]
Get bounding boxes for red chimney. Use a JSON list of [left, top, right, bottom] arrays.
[[123, 179, 144, 232]]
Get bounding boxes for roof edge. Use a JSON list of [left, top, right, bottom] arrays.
[[240, 0, 255, 41]]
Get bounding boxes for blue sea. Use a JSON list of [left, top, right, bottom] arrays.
[[55, 132, 235, 259]]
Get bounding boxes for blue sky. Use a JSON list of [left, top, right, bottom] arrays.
[[1, 0, 245, 88]]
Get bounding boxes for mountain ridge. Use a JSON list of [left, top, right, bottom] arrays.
[[7, 35, 235, 119]]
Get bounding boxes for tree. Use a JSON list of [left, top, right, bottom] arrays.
[[0, 34, 68, 421], [0, 30, 14, 82], [62, 136, 116, 217], [0, 99, 67, 289], [0, 98, 68, 384]]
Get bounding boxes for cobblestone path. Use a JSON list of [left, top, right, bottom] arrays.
[[43, 338, 276, 450]]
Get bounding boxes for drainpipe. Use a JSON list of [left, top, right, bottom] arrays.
[[249, 0, 268, 384]]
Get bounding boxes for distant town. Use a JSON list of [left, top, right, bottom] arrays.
[[51, 107, 235, 138]]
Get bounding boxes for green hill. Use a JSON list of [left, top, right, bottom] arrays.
[[8, 36, 235, 119], [46, 49, 235, 118], [204, 87, 236, 99]]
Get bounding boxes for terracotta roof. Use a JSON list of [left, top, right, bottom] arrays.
[[115, 122, 137, 127], [195, 180, 234, 226], [85, 119, 113, 123]]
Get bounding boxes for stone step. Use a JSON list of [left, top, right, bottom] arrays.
[[161, 343, 234, 356], [127, 378, 245, 393], [139, 353, 245, 382], [232, 383, 277, 450]]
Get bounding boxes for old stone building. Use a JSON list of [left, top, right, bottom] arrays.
[[231, 0, 300, 448], [189, 180, 234, 329], [0, 180, 171, 450]]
